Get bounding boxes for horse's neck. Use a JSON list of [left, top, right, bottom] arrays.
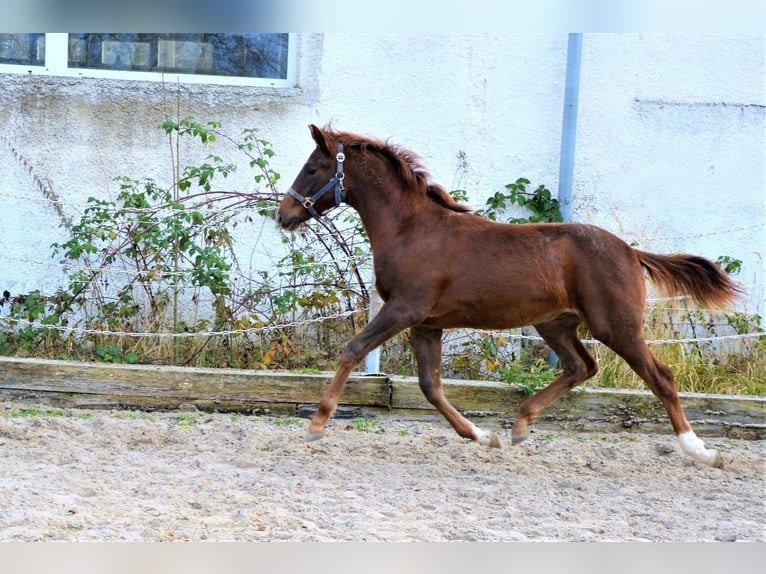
[[345, 152, 445, 254], [349, 179, 419, 252]]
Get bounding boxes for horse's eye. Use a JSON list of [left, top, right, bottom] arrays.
[[307, 167, 317, 175]]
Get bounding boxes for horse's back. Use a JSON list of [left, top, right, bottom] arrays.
[[470, 221, 643, 321], [414, 221, 621, 328], [380, 216, 645, 329]]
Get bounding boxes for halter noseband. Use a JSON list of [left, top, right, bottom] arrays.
[[286, 144, 346, 219]]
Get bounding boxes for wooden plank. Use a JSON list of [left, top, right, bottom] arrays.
[[391, 377, 765, 439], [391, 376, 524, 412], [0, 388, 300, 416], [0, 356, 762, 438], [0, 357, 390, 408], [554, 387, 765, 431]]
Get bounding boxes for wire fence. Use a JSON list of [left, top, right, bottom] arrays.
[[1, 285, 762, 347], [1, 200, 763, 348], [0, 309, 363, 339], [1, 269, 764, 348]]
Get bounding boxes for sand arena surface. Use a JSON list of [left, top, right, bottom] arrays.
[[0, 401, 763, 542]]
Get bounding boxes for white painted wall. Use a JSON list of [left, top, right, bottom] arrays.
[[1, 33, 763, 319]]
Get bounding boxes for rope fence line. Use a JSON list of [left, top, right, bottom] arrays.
[[467, 329, 765, 346], [1, 258, 762, 345], [1, 314, 762, 346], [0, 309, 365, 339], [2, 191, 762, 349]]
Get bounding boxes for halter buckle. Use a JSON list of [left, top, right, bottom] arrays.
[[301, 197, 315, 208]]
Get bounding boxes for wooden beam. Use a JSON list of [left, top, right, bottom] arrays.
[[0, 357, 763, 438], [0, 357, 389, 411], [392, 376, 765, 439]]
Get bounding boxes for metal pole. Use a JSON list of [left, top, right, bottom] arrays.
[[549, 33, 583, 370], [364, 265, 383, 375], [557, 32, 583, 224]]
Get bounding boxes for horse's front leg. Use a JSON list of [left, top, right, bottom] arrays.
[[306, 303, 416, 441], [411, 326, 502, 448]]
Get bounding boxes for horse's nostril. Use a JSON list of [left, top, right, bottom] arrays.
[[275, 210, 298, 230], [275, 210, 290, 229]]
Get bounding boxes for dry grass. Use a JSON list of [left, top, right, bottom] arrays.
[[585, 300, 765, 396]]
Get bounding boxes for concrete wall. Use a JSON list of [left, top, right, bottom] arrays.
[[1, 33, 763, 317]]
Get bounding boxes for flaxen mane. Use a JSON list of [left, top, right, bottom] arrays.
[[330, 128, 472, 213]]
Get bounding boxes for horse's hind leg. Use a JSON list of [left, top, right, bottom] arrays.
[[511, 314, 598, 444], [411, 326, 502, 448], [603, 334, 724, 469]]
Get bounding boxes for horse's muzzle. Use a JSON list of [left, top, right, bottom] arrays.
[[275, 206, 303, 231]]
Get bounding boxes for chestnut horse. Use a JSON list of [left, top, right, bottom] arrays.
[[276, 125, 740, 469]]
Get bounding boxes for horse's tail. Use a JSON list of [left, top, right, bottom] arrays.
[[636, 251, 742, 309]]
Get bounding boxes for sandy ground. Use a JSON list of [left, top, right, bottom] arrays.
[[0, 401, 763, 542]]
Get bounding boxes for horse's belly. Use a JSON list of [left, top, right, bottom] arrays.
[[423, 296, 570, 330]]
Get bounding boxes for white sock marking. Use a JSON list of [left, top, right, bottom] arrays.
[[471, 423, 492, 446], [678, 431, 721, 467]]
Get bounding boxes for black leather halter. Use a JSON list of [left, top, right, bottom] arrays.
[[286, 144, 346, 218]]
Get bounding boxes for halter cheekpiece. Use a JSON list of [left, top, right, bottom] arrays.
[[287, 144, 346, 219]]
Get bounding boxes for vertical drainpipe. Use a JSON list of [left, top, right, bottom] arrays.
[[548, 33, 583, 369], [557, 33, 583, 223]]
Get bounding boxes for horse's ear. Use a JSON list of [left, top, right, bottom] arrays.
[[309, 124, 332, 154]]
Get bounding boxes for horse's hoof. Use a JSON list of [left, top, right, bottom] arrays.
[[472, 424, 502, 448], [305, 428, 326, 442], [712, 451, 725, 470], [511, 433, 529, 446], [678, 431, 725, 469]]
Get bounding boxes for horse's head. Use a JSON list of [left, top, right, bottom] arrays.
[[276, 124, 346, 231]]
